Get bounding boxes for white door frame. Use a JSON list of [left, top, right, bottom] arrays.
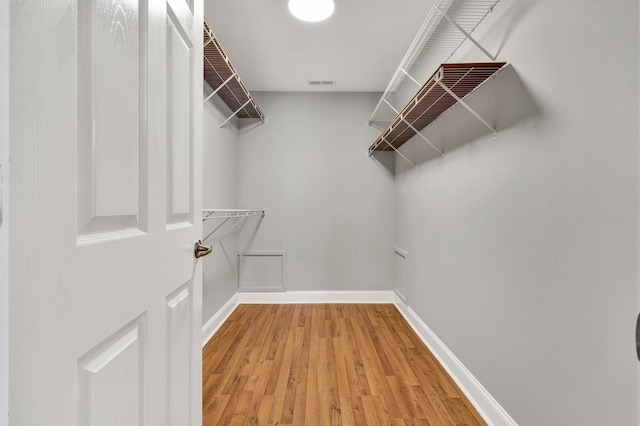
[[0, 0, 9, 424], [634, 0, 640, 426]]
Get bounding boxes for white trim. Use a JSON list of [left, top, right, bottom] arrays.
[[0, 0, 9, 423], [201, 292, 239, 347], [393, 295, 518, 426], [393, 288, 408, 306], [238, 290, 395, 304]]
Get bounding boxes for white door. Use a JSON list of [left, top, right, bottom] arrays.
[[9, 0, 203, 424]]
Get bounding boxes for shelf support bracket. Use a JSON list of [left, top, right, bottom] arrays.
[[203, 72, 237, 105], [220, 99, 252, 128], [436, 8, 496, 62], [203, 217, 231, 242], [436, 80, 496, 138], [220, 215, 250, 240], [401, 68, 422, 88], [384, 100, 443, 157], [204, 32, 214, 48], [374, 135, 415, 168]]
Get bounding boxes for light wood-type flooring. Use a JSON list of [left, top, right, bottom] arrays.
[[203, 304, 486, 425]]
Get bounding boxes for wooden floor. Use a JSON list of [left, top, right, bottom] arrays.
[[203, 304, 486, 425]]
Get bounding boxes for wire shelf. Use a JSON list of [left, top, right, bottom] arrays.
[[202, 209, 266, 242], [369, 0, 500, 125], [369, 62, 506, 155], [203, 20, 264, 123], [202, 209, 266, 221]]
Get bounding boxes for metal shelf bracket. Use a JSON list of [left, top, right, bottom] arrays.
[[204, 31, 214, 48], [436, 80, 496, 138], [401, 68, 422, 88], [219, 99, 252, 128], [203, 72, 237, 105]]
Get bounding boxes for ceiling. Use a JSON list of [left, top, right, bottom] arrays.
[[204, 0, 433, 92]]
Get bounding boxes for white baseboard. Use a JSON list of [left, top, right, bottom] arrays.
[[393, 295, 517, 426], [201, 292, 240, 348], [238, 290, 395, 304]]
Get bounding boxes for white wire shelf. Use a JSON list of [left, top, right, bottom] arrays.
[[369, 0, 501, 126], [369, 62, 506, 160], [203, 209, 266, 221], [202, 209, 266, 242], [203, 20, 265, 126]]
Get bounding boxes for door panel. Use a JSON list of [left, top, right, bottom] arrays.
[[167, 282, 193, 426], [9, 0, 203, 424], [78, 0, 144, 239], [78, 317, 146, 426], [166, 11, 193, 226]]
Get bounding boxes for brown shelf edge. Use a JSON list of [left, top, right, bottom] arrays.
[[368, 62, 507, 155], [203, 19, 264, 122]]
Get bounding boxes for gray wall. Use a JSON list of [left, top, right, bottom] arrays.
[[0, 0, 8, 423], [394, 0, 638, 424], [202, 89, 241, 325], [237, 92, 396, 292]]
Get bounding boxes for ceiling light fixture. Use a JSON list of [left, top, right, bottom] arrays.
[[288, 0, 335, 22]]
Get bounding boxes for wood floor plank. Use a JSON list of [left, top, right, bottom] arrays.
[[292, 380, 308, 425], [203, 394, 229, 426], [279, 317, 304, 424], [203, 304, 487, 426], [411, 384, 445, 425], [269, 306, 298, 425], [351, 395, 368, 425], [304, 305, 321, 426], [332, 328, 351, 399], [343, 316, 373, 397], [387, 374, 420, 420], [339, 396, 357, 426], [217, 375, 249, 424], [256, 394, 273, 424]]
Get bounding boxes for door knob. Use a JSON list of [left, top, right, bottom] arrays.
[[636, 313, 640, 362], [194, 240, 212, 259]]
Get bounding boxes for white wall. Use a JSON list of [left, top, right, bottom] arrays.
[[0, 1, 8, 424], [237, 92, 396, 292], [394, 1, 638, 424], [202, 87, 241, 324]]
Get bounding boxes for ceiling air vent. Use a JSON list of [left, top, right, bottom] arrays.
[[308, 80, 335, 86]]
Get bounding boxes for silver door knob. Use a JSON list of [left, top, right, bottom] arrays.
[[194, 240, 212, 259]]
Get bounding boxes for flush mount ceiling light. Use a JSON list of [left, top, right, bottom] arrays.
[[288, 0, 335, 22]]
